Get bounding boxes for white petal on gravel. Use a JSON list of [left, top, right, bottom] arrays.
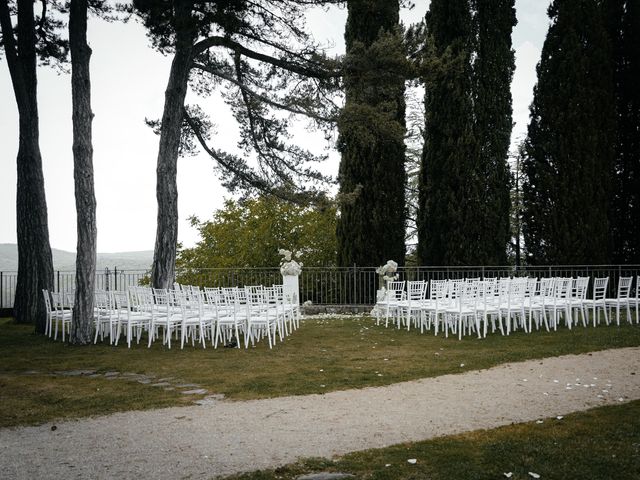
[[556, 415, 564, 420], [597, 394, 604, 398], [504, 473, 513, 478], [319, 369, 323, 372], [618, 397, 625, 402], [385, 464, 391, 467], [523, 379, 528, 382], [553, 379, 559, 383], [566, 387, 572, 390], [460, 363, 465, 367], [603, 389, 609, 393], [529, 472, 541, 479], [543, 392, 549, 396], [377, 374, 383, 377], [536, 420, 544, 424], [407, 459, 417, 464]]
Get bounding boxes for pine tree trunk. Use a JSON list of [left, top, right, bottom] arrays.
[[151, 0, 195, 289], [1, 0, 54, 330], [69, 0, 96, 344]]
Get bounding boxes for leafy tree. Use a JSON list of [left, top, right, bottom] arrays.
[[336, 0, 408, 268], [176, 196, 336, 284], [0, 0, 67, 330], [608, 0, 640, 263], [131, 0, 340, 290], [472, 0, 516, 265], [523, 0, 616, 264], [416, 0, 480, 266]]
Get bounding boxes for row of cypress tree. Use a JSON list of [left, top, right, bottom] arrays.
[[337, 0, 639, 268], [523, 0, 640, 265], [337, 0, 516, 267]]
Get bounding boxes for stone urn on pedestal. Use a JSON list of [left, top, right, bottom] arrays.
[[278, 249, 302, 306]]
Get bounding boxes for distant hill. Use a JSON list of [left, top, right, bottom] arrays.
[[0, 244, 153, 272]]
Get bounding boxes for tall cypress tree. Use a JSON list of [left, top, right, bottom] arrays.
[[336, 0, 408, 267], [523, 0, 616, 264], [472, 0, 516, 265], [609, 0, 640, 263], [417, 0, 479, 266]]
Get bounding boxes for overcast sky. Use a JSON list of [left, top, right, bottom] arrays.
[[0, 0, 551, 253]]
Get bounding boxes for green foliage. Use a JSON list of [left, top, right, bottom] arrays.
[[416, 0, 516, 266], [472, 0, 516, 265], [336, 0, 408, 268], [176, 196, 337, 283], [523, 0, 616, 264], [417, 0, 480, 266], [609, 0, 640, 263]]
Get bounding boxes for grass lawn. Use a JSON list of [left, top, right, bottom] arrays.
[[223, 400, 640, 480], [1, 315, 639, 428]]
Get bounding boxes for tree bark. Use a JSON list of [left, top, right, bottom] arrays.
[[69, 0, 97, 344], [0, 0, 54, 330], [151, 0, 195, 289]]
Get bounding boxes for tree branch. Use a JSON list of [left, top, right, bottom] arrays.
[[0, 0, 26, 103], [192, 62, 335, 122], [192, 34, 338, 79]]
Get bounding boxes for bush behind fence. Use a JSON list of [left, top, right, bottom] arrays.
[[1, 265, 639, 310]]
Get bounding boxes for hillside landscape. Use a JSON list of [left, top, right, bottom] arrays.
[[0, 244, 153, 272]]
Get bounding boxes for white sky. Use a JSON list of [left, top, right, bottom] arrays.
[[0, 0, 551, 253]]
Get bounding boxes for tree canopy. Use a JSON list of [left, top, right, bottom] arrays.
[[176, 196, 337, 282], [523, 0, 616, 264]]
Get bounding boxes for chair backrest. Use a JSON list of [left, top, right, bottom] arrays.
[[94, 290, 112, 311], [42, 289, 52, 313], [386, 280, 405, 292], [554, 278, 572, 299], [525, 277, 538, 297], [617, 276, 633, 299], [50, 291, 64, 310], [447, 279, 464, 299], [64, 291, 75, 308], [111, 290, 130, 311], [573, 277, 589, 300], [593, 277, 609, 301], [429, 280, 447, 301], [407, 281, 427, 301], [540, 277, 555, 297]]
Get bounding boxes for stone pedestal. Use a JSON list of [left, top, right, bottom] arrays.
[[282, 274, 300, 305]]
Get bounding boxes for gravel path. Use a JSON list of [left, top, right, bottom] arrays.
[[2, 347, 639, 480]]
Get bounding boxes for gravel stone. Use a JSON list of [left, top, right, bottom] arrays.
[[1, 347, 639, 480]]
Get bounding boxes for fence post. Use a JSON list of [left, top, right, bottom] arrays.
[[0, 271, 3, 309], [353, 263, 357, 305], [56, 270, 60, 292], [114, 266, 118, 291]]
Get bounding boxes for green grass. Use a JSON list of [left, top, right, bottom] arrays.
[[1, 315, 639, 428], [223, 400, 640, 480]]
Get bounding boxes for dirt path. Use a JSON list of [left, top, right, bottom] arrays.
[[1, 347, 639, 480]]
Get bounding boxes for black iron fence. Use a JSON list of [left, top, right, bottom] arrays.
[[1, 265, 639, 310]]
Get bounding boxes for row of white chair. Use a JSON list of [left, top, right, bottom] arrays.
[[375, 276, 640, 340], [42, 284, 300, 349]]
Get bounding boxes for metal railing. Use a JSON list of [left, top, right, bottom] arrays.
[[1, 264, 639, 310]]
